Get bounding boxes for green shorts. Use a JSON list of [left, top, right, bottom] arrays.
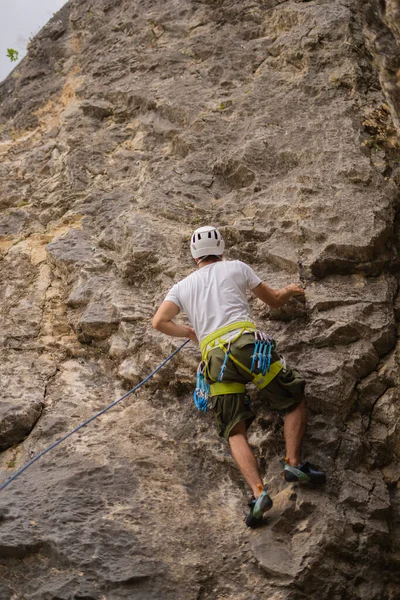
[[206, 333, 305, 439]]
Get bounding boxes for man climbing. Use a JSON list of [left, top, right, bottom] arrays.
[[152, 225, 325, 527]]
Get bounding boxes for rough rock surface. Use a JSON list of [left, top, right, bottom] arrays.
[[1, 0, 400, 598]]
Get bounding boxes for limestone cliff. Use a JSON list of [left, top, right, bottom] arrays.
[[0, 1, 400, 598]]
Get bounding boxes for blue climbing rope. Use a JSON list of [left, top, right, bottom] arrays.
[[0, 339, 190, 493]]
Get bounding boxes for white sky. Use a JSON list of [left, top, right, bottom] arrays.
[[0, 0, 67, 82]]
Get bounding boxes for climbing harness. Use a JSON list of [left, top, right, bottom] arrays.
[[193, 321, 283, 413], [0, 339, 189, 493]]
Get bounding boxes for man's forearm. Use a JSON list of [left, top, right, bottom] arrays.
[[154, 319, 193, 339], [275, 284, 304, 307], [252, 282, 304, 308]]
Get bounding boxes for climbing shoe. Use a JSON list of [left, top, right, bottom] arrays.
[[282, 460, 326, 484], [245, 486, 273, 528]]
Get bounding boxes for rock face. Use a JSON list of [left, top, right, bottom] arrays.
[[0, 0, 400, 598]]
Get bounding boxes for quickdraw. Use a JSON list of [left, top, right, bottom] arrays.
[[193, 361, 210, 414], [218, 341, 231, 382], [250, 331, 274, 377]]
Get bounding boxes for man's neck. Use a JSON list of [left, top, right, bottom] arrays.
[[197, 257, 222, 269]]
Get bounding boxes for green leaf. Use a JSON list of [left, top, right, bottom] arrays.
[[6, 48, 19, 62]]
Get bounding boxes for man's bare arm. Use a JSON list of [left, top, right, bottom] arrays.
[[152, 301, 198, 343], [252, 282, 305, 308]]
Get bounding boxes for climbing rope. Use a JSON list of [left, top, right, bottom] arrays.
[[0, 339, 189, 493]]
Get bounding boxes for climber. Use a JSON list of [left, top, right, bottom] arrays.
[[152, 225, 325, 528]]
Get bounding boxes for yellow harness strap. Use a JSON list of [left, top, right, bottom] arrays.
[[200, 321, 283, 397], [209, 381, 246, 396], [230, 354, 283, 390], [200, 321, 256, 356]]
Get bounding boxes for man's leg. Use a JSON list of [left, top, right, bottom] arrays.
[[228, 420, 264, 498], [283, 397, 307, 466], [282, 397, 326, 483]]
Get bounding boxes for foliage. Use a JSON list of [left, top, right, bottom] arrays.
[[6, 48, 19, 62]]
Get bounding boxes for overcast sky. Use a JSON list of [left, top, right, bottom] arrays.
[[0, 0, 67, 82]]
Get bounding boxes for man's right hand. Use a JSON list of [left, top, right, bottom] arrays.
[[286, 284, 305, 298], [252, 282, 305, 308]]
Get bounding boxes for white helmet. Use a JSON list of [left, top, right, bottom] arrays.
[[190, 226, 225, 259]]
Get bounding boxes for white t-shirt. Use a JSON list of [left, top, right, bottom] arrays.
[[164, 260, 261, 343]]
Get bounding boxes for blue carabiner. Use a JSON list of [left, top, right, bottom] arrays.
[[261, 341, 268, 375], [194, 362, 210, 413], [257, 340, 263, 370], [266, 341, 272, 372], [218, 350, 230, 382], [194, 390, 208, 413], [251, 340, 260, 373]]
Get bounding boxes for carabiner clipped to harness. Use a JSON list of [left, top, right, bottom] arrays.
[[266, 339, 272, 374], [251, 333, 260, 373], [218, 341, 231, 382], [261, 337, 268, 375], [250, 331, 274, 376], [193, 362, 210, 413]]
